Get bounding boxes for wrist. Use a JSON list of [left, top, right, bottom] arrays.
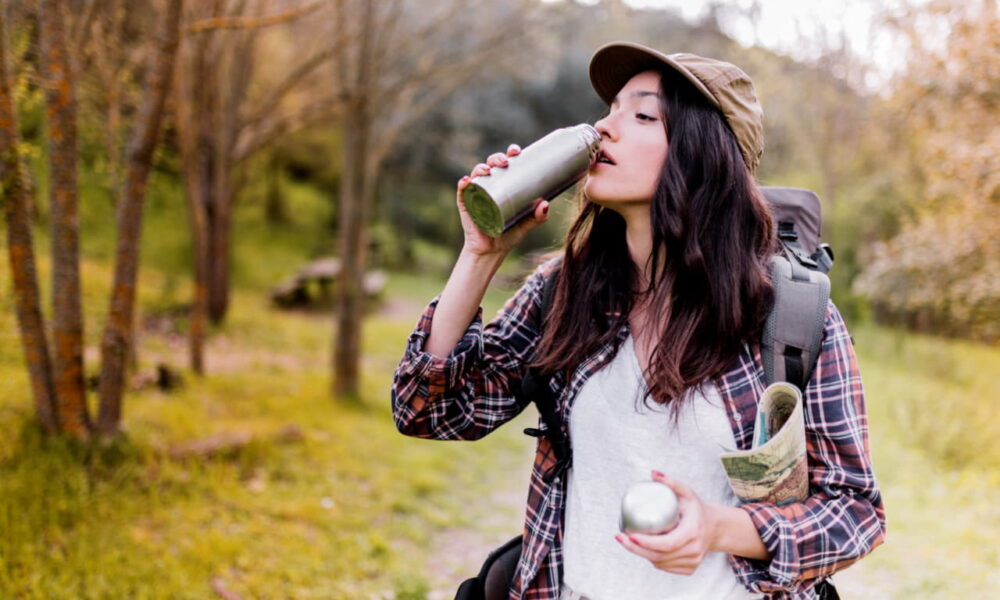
[[457, 246, 507, 273], [705, 504, 770, 560], [705, 503, 725, 552]]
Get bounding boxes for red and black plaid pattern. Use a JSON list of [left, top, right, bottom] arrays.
[[392, 260, 885, 600]]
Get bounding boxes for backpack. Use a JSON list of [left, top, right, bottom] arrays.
[[454, 186, 838, 600]]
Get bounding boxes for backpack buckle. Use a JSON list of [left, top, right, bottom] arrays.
[[778, 221, 798, 242]]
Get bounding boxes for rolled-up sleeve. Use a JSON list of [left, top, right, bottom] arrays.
[[732, 302, 887, 597], [392, 260, 556, 441]]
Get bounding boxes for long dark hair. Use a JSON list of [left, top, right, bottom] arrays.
[[533, 68, 775, 408]]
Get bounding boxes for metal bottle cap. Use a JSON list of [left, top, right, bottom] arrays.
[[620, 480, 680, 535]]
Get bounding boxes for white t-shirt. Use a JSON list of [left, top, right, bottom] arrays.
[[562, 335, 761, 600]]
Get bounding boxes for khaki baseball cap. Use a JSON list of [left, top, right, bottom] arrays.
[[589, 42, 764, 173]]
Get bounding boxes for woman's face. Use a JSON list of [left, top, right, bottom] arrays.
[[584, 70, 668, 208]]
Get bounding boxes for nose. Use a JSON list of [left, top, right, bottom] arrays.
[[594, 112, 615, 141]]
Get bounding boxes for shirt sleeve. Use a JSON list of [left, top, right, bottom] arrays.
[[731, 301, 887, 596], [391, 260, 556, 441]]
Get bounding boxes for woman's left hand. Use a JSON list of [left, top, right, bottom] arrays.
[[615, 471, 720, 576]]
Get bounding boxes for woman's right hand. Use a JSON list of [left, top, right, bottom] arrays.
[[457, 143, 550, 257]]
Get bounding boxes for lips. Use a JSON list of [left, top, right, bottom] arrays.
[[596, 149, 616, 165]]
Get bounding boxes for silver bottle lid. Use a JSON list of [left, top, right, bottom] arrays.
[[620, 480, 680, 535]]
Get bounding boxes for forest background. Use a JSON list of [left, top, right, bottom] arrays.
[[0, 0, 997, 598]]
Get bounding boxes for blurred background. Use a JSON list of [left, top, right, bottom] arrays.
[[0, 0, 997, 598]]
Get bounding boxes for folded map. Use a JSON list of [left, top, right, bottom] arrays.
[[719, 382, 808, 506]]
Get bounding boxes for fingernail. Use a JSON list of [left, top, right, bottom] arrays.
[[542, 205, 549, 216], [614, 534, 624, 543], [652, 470, 665, 478], [629, 535, 639, 544]]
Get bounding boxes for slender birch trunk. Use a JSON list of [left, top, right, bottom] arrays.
[[331, 0, 376, 398], [39, 0, 89, 437], [332, 103, 374, 398], [174, 62, 208, 375], [96, 0, 183, 436], [1, 5, 57, 433]]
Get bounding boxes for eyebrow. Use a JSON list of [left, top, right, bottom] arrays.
[[611, 90, 660, 106]]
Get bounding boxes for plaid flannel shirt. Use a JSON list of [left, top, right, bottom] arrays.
[[392, 260, 885, 600]]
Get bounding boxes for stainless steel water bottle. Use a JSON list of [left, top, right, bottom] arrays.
[[620, 480, 680, 535], [462, 124, 601, 237]]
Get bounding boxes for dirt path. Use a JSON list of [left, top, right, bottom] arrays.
[[420, 428, 536, 600]]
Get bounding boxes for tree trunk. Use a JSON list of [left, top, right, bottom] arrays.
[[331, 0, 376, 400], [174, 70, 208, 375], [1, 6, 58, 433], [96, 0, 183, 436], [332, 103, 374, 399], [265, 151, 287, 224], [206, 164, 233, 324], [39, 0, 89, 437]]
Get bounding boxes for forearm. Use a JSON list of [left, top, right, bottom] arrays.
[[708, 504, 770, 560], [424, 248, 507, 357]]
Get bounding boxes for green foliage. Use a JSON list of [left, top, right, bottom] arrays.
[[853, 0, 1000, 342]]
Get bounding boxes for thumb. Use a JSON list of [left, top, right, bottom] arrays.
[[511, 200, 550, 235], [652, 470, 696, 502]]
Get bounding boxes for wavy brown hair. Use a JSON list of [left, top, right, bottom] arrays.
[[533, 68, 776, 408]]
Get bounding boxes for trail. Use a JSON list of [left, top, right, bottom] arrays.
[[423, 442, 535, 599]]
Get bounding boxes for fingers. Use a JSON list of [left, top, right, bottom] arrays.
[[615, 533, 700, 575], [627, 526, 693, 555], [487, 152, 510, 168], [471, 162, 491, 178], [615, 533, 661, 562], [457, 145, 520, 188]]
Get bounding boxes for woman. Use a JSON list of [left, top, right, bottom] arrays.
[[392, 42, 885, 600]]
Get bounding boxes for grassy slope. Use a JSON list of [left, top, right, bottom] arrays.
[[836, 324, 1000, 598], [0, 259, 533, 599], [1, 173, 998, 598]]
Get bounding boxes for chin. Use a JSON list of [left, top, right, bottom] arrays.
[[583, 184, 646, 208]]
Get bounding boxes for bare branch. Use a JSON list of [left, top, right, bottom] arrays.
[[233, 94, 347, 164], [71, 0, 102, 53], [238, 34, 355, 135], [188, 0, 323, 33]]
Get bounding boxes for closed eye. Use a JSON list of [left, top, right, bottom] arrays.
[[636, 113, 657, 122]]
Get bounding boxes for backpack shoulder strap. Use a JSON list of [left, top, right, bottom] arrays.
[[762, 253, 831, 390], [520, 263, 570, 483]]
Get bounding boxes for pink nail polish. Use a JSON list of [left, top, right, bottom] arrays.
[[652, 470, 665, 478]]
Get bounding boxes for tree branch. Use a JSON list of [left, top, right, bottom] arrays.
[[188, 0, 323, 33]]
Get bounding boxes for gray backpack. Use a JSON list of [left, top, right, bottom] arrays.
[[760, 186, 834, 390]]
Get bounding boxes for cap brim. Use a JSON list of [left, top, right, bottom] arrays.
[[589, 42, 718, 109]]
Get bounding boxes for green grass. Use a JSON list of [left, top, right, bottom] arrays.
[[838, 320, 1000, 598], [0, 267, 534, 599], [0, 173, 535, 599]]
